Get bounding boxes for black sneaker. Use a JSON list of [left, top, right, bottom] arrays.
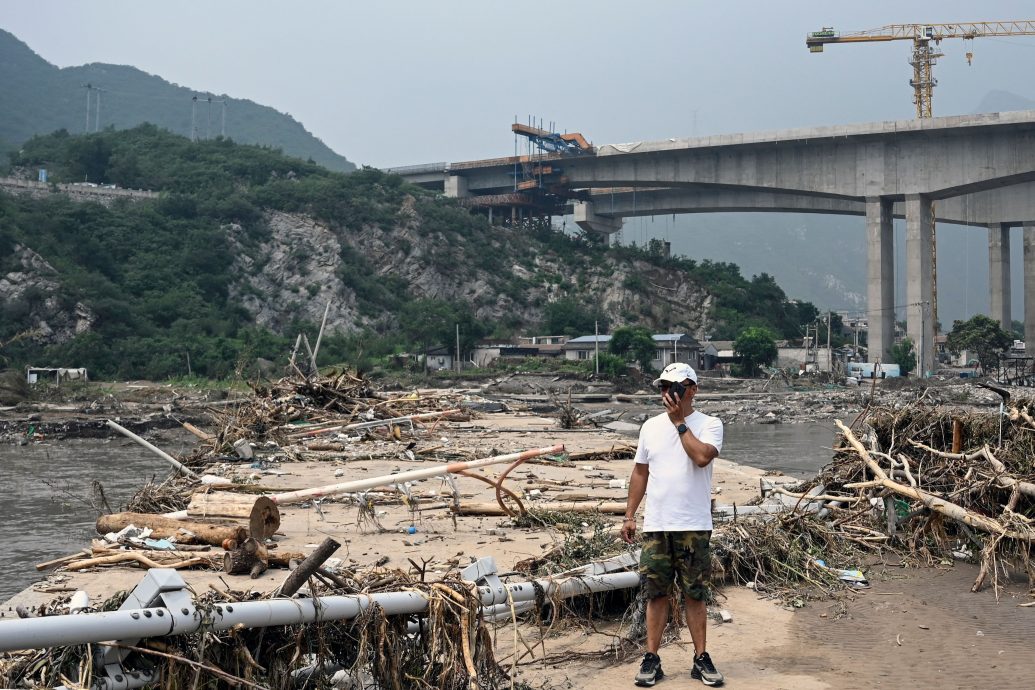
[[690, 651, 724, 686], [634, 652, 664, 686]]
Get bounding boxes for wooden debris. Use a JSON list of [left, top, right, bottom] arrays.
[[96, 512, 247, 547], [186, 492, 280, 539], [454, 500, 627, 516]]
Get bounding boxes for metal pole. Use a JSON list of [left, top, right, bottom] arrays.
[[164, 443, 563, 518], [0, 566, 635, 653], [594, 320, 599, 374], [456, 323, 461, 373], [827, 311, 832, 373], [105, 420, 198, 479]]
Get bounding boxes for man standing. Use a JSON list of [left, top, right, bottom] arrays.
[[621, 362, 724, 687]]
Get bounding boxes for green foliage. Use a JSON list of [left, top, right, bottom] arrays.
[[543, 298, 609, 337], [733, 326, 778, 377], [2, 127, 826, 381], [890, 338, 916, 376], [609, 326, 655, 372], [589, 352, 627, 378], [946, 315, 1013, 372], [398, 299, 489, 360]]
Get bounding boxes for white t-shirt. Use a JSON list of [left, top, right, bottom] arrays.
[[634, 410, 724, 532]]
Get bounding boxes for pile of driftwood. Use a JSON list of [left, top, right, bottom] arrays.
[[189, 369, 472, 459], [711, 394, 1035, 601]]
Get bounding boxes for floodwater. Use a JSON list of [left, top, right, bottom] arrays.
[[721, 422, 838, 478], [0, 433, 194, 601], [0, 423, 836, 601]]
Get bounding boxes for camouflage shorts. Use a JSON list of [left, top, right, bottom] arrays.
[[639, 531, 712, 601]]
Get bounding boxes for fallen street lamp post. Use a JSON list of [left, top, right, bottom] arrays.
[[0, 552, 642, 689]]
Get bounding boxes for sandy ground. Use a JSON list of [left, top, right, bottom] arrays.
[[4, 402, 1035, 689]]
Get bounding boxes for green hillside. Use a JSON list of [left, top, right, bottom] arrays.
[[0, 128, 821, 380], [0, 29, 354, 172]]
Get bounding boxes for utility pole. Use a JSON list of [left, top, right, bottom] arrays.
[[594, 321, 600, 374], [191, 96, 198, 142], [455, 323, 461, 373], [826, 311, 832, 373], [83, 84, 92, 133]]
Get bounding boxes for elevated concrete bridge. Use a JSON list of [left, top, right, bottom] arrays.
[[390, 112, 1035, 375]]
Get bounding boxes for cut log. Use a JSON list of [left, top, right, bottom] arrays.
[[452, 500, 628, 516], [223, 538, 268, 577], [187, 492, 280, 539], [96, 512, 247, 547]]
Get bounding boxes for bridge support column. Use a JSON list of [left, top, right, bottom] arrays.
[[989, 223, 1012, 330], [866, 197, 894, 365], [905, 194, 935, 377], [1025, 223, 1035, 350], [444, 175, 469, 198], [573, 200, 623, 236]]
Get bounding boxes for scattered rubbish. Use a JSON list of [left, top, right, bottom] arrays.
[[812, 559, 869, 588], [67, 591, 89, 614], [233, 438, 254, 459]]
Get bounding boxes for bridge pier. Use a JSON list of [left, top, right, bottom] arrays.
[[866, 197, 895, 365], [444, 175, 469, 198], [905, 194, 936, 377], [989, 223, 1012, 330], [1025, 223, 1035, 351], [573, 200, 623, 236]]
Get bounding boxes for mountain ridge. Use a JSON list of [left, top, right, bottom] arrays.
[[0, 29, 355, 172]]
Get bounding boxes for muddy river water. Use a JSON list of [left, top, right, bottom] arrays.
[[0, 422, 837, 601]]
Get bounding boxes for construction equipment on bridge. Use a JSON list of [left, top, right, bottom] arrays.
[[805, 21, 1035, 118], [511, 123, 593, 156]]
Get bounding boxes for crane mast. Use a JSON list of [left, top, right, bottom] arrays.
[[806, 21, 1035, 118], [806, 20, 1035, 348]]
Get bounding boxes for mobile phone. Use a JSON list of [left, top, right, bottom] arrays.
[[667, 381, 686, 401]]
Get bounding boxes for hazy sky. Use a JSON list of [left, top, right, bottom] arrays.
[[4, 1, 1035, 168]]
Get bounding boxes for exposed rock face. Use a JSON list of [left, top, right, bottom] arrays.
[[225, 210, 715, 337], [0, 244, 96, 344], [226, 214, 362, 332]]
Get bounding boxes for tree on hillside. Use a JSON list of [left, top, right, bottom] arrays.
[[890, 338, 916, 376], [543, 298, 608, 337], [946, 314, 1013, 373], [733, 327, 777, 377], [609, 326, 656, 373], [399, 299, 488, 371]]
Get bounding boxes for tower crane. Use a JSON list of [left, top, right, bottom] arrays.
[[806, 21, 1035, 118], [806, 20, 1035, 344]]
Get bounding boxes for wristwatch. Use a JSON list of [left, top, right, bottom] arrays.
[[676, 423, 688, 435]]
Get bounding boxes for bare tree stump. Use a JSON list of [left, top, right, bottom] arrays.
[[223, 537, 269, 577]]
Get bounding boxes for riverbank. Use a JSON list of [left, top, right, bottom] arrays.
[[2, 374, 1032, 688]]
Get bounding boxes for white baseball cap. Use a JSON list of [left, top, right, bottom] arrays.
[[652, 362, 698, 387]]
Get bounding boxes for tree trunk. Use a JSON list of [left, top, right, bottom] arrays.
[[96, 512, 246, 547], [187, 492, 280, 539], [223, 538, 268, 577]]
